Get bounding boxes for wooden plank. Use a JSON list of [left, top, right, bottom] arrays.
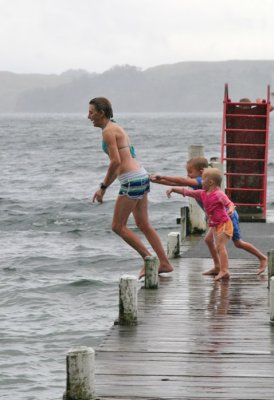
[[95, 257, 274, 399]]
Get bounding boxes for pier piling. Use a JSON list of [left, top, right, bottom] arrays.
[[167, 232, 180, 258], [119, 274, 138, 325], [268, 250, 274, 288], [64, 346, 95, 400], [270, 277, 274, 324], [144, 255, 158, 289], [180, 206, 188, 241], [188, 145, 206, 233]]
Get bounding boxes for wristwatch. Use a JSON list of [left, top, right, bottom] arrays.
[[100, 182, 108, 190]]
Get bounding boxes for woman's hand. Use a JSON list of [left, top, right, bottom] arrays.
[[92, 188, 106, 204]]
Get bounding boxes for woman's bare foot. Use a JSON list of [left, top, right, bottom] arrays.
[[203, 267, 220, 276], [138, 266, 145, 279], [214, 271, 230, 281], [257, 256, 268, 275], [139, 261, 173, 279], [158, 263, 174, 275]]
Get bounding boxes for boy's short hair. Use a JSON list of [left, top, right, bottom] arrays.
[[239, 98, 251, 103], [202, 167, 222, 186], [238, 98, 252, 110], [187, 157, 209, 171]]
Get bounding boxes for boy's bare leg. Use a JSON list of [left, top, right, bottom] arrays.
[[203, 228, 221, 275], [233, 239, 267, 275], [214, 233, 230, 281], [257, 257, 268, 275]]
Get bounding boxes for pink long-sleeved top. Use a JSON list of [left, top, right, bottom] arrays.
[[183, 188, 234, 227]]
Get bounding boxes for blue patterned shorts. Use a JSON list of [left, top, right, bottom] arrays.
[[118, 168, 150, 200], [230, 211, 241, 241]]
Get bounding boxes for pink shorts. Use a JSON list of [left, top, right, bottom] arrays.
[[214, 219, 233, 238]]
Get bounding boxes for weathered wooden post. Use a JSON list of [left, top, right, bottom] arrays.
[[180, 206, 188, 241], [167, 232, 180, 258], [210, 157, 225, 190], [145, 255, 158, 289], [187, 145, 206, 234], [188, 144, 204, 157], [270, 277, 274, 324], [64, 346, 95, 400], [268, 250, 274, 289], [119, 274, 138, 325]]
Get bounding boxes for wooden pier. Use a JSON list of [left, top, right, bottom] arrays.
[[93, 219, 274, 400]]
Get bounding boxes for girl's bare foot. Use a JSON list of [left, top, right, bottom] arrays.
[[214, 271, 230, 281], [257, 256, 268, 275], [203, 267, 220, 276]]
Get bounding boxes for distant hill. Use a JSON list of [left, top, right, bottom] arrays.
[[1, 61, 274, 113]]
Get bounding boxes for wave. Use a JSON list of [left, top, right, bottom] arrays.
[[68, 278, 110, 287]]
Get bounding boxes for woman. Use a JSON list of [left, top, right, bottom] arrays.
[[89, 97, 173, 278]]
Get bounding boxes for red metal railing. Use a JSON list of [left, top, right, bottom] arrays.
[[221, 84, 271, 220]]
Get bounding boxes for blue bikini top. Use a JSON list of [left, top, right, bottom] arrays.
[[102, 140, 136, 158]]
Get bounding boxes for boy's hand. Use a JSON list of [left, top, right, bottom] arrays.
[[150, 174, 162, 182], [166, 188, 173, 198]]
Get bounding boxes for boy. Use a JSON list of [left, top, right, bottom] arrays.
[[151, 157, 267, 275]]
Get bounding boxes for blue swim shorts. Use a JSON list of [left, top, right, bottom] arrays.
[[118, 168, 150, 200], [230, 211, 241, 241]]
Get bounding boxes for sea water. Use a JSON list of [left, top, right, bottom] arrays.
[[1, 112, 273, 399]]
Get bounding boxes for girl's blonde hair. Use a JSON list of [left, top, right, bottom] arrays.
[[202, 167, 222, 186]]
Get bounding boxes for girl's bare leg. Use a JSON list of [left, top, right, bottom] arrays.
[[132, 194, 173, 277], [214, 232, 230, 281], [203, 228, 221, 275]]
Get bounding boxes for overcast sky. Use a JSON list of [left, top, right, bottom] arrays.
[[1, 0, 274, 75]]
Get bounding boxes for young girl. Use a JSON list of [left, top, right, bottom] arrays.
[[166, 168, 235, 281]]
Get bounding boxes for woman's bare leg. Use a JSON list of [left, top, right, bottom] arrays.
[[133, 194, 173, 277], [112, 195, 151, 259], [112, 194, 172, 278], [203, 228, 221, 275]]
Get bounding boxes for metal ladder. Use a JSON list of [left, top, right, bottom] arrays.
[[221, 84, 271, 221]]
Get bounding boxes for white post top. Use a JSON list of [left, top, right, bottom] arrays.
[[145, 255, 157, 261], [188, 145, 204, 157], [120, 274, 137, 281], [68, 346, 94, 355]]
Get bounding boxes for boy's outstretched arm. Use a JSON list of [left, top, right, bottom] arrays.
[[150, 174, 200, 187]]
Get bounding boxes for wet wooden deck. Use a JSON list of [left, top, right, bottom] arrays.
[[95, 253, 274, 399]]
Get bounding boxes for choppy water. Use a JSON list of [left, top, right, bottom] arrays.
[[1, 112, 273, 399]]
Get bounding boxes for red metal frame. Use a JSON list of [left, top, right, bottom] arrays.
[[221, 84, 270, 220]]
